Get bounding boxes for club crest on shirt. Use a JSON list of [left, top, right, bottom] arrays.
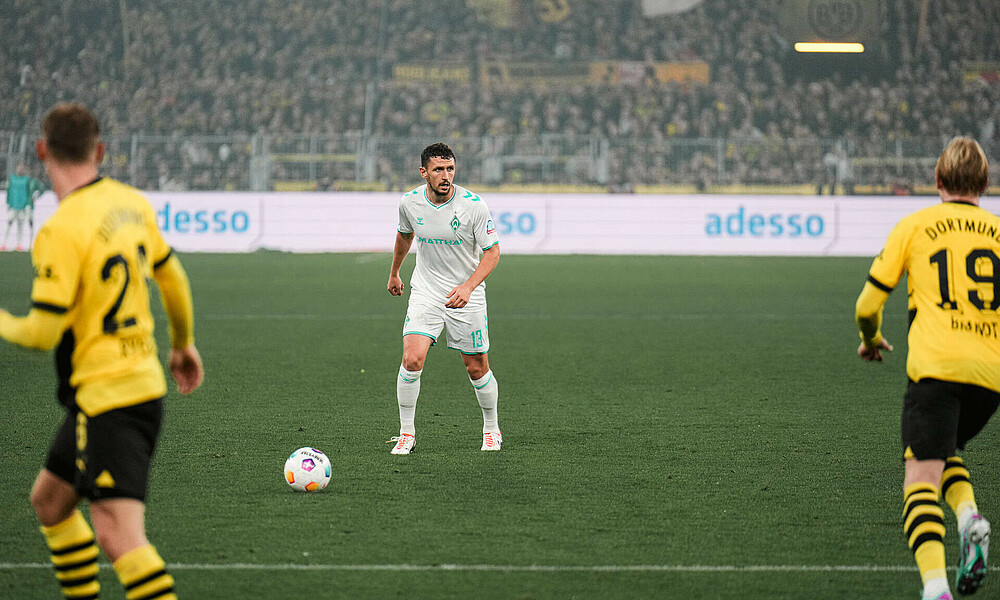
[[451, 215, 460, 231]]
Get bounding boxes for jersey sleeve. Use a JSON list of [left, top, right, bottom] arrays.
[[397, 198, 414, 234], [855, 219, 912, 346], [153, 253, 195, 349], [472, 200, 499, 251], [30, 222, 81, 314], [145, 201, 172, 271], [867, 218, 912, 292]]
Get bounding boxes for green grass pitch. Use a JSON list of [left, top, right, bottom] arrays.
[[1, 251, 996, 599]]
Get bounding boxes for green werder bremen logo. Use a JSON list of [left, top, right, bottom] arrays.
[[451, 215, 460, 231]]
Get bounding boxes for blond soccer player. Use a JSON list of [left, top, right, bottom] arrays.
[[0, 103, 203, 600], [856, 137, 997, 600]]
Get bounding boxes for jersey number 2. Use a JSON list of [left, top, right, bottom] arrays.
[[101, 245, 146, 334], [930, 248, 1000, 311]]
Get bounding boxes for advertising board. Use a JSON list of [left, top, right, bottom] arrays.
[[29, 192, 992, 257]]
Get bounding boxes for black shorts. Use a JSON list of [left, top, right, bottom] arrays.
[[44, 398, 164, 501], [901, 378, 999, 460]]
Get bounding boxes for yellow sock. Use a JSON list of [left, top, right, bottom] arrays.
[[904, 482, 948, 584], [942, 456, 978, 523], [40, 510, 101, 600], [113, 545, 177, 600]]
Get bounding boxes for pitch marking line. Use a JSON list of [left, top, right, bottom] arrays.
[[201, 313, 847, 322], [2, 563, 998, 573]]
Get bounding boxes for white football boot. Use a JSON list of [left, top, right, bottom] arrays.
[[481, 431, 502, 451], [956, 514, 990, 595], [388, 434, 415, 455]]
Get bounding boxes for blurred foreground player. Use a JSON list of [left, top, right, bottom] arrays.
[[386, 142, 502, 454], [0, 103, 203, 600], [856, 137, 997, 600]]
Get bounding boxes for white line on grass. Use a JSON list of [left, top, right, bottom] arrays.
[[2, 562, 997, 573], [200, 313, 847, 322]]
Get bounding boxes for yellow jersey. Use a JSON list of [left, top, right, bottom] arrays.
[[31, 178, 171, 416], [863, 200, 1000, 391]]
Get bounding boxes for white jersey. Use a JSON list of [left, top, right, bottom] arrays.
[[397, 184, 499, 307]]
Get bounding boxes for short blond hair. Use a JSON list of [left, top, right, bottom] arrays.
[[42, 102, 100, 164], [936, 136, 989, 197]]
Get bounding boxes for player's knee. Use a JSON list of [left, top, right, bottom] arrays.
[[30, 488, 70, 526], [29, 487, 49, 520], [401, 357, 423, 372], [465, 361, 489, 380], [401, 352, 425, 372]]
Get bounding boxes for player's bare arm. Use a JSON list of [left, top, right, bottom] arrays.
[[388, 231, 414, 296], [446, 244, 500, 308]]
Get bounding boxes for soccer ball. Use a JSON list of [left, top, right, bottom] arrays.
[[284, 447, 331, 492]]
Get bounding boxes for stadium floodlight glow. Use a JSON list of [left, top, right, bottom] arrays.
[[794, 42, 865, 53]]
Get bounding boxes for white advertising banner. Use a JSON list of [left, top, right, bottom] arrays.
[[31, 191, 265, 253], [146, 193, 264, 252], [26, 191, 1000, 257]]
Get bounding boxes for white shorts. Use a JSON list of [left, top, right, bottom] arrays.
[[403, 295, 490, 354]]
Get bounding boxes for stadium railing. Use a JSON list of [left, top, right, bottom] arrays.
[[2, 133, 994, 195]]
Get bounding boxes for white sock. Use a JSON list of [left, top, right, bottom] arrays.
[[471, 370, 499, 433], [923, 577, 950, 599], [397, 366, 421, 436]]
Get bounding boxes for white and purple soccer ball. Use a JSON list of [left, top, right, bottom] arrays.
[[284, 447, 332, 492]]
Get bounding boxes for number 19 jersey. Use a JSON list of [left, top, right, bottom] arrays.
[[867, 201, 1000, 391], [30, 178, 170, 416]]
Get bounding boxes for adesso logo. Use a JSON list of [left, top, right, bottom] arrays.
[[705, 206, 825, 238], [494, 211, 537, 235], [157, 202, 251, 234]]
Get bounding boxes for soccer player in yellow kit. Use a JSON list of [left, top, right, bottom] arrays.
[[0, 103, 203, 600], [857, 137, 997, 600]]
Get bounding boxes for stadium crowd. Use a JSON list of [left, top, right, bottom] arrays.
[[2, 0, 998, 191]]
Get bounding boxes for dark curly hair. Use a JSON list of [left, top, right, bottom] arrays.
[[421, 142, 455, 168]]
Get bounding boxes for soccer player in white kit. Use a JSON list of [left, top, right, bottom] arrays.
[[386, 143, 502, 454]]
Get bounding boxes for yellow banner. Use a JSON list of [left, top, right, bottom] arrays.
[[964, 62, 1000, 85], [393, 64, 472, 83], [480, 61, 591, 86], [589, 61, 709, 85], [478, 60, 709, 87]]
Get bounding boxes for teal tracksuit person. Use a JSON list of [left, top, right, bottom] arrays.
[[3, 164, 45, 251]]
